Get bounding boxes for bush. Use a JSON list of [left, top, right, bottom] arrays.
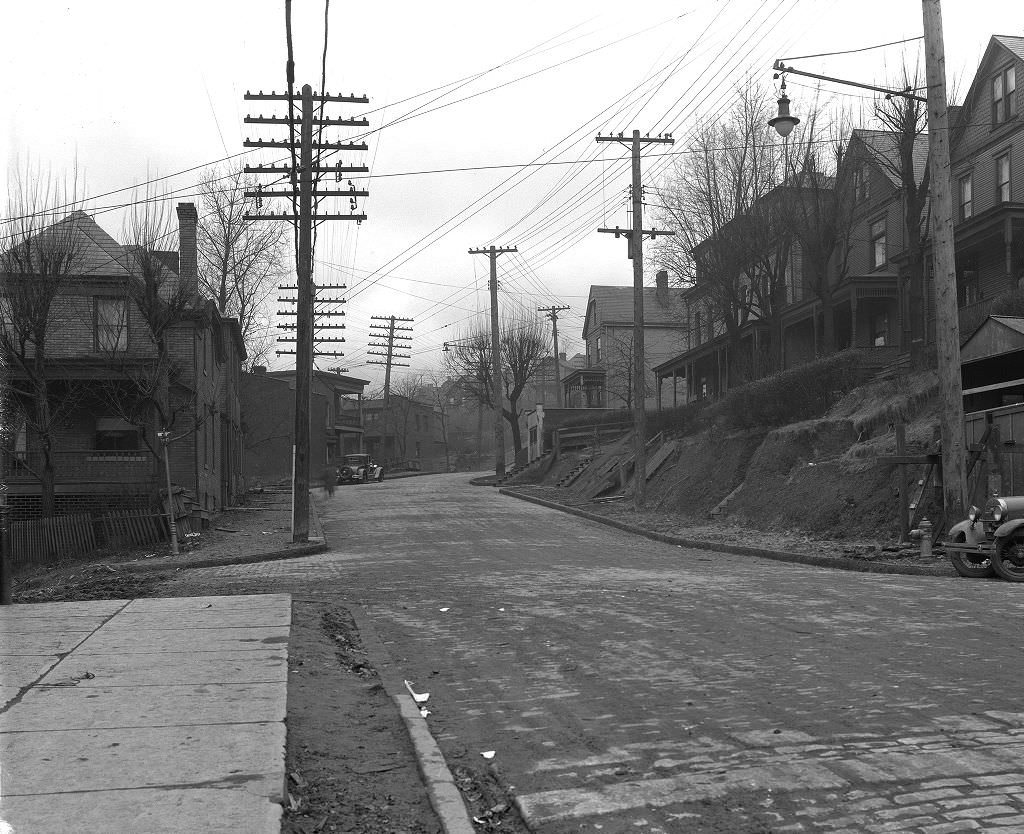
[[712, 350, 874, 430]]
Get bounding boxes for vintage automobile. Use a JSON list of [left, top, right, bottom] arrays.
[[945, 495, 1024, 581], [336, 453, 384, 485]]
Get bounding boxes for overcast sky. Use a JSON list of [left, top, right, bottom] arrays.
[[2, 1, 1021, 387]]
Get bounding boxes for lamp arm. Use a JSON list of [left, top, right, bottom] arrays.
[[773, 60, 927, 103]]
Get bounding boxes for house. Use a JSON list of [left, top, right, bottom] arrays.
[[563, 271, 687, 409], [362, 395, 445, 470], [1, 204, 246, 525], [257, 368, 368, 464], [654, 34, 1024, 407], [239, 368, 329, 486]]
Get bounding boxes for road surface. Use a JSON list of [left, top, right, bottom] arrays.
[[172, 473, 1024, 833]]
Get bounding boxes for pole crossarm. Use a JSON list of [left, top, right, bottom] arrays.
[[246, 189, 369, 198], [243, 139, 369, 151], [598, 226, 675, 239], [244, 90, 369, 103], [244, 165, 369, 174], [245, 115, 369, 127], [772, 60, 928, 102], [244, 213, 367, 222]]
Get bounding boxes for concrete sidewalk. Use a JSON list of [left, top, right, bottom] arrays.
[[0, 594, 291, 834]]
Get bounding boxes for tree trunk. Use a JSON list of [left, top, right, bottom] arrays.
[[820, 290, 836, 355], [906, 248, 928, 369]]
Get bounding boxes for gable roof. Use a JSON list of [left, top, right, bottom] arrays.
[[960, 316, 1024, 361], [60, 211, 134, 277], [583, 285, 684, 337], [952, 35, 1024, 151], [851, 129, 929, 189]]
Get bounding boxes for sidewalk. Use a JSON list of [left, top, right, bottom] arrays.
[[0, 593, 291, 834]]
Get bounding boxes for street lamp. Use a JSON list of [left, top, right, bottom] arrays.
[[768, 78, 799, 138], [765, 8, 967, 524]]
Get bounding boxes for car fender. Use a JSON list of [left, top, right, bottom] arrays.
[[994, 518, 1024, 541], [948, 519, 987, 546]]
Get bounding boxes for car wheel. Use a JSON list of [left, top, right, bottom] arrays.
[[947, 533, 995, 578], [993, 536, 1024, 582]]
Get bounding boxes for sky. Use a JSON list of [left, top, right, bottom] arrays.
[[2, 0, 1022, 389]]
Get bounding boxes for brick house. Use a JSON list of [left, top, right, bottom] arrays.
[[240, 367, 367, 484], [1, 204, 246, 524], [362, 395, 445, 471]]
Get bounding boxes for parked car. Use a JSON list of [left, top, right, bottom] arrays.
[[337, 453, 384, 485], [946, 495, 1024, 581]]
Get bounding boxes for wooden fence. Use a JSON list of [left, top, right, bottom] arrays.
[[8, 508, 169, 567]]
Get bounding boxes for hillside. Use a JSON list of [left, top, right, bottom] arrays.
[[526, 369, 942, 543]]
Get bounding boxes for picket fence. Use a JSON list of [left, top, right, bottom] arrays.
[[9, 508, 168, 567]]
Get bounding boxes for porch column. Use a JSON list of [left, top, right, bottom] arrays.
[[850, 292, 859, 348], [656, 374, 663, 412], [672, 371, 678, 407]]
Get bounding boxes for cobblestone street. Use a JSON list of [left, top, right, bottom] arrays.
[[167, 474, 1024, 833]]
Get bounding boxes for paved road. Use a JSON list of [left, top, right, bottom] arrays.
[[173, 474, 1024, 833]]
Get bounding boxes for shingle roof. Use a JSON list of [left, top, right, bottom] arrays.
[[852, 129, 929, 189], [585, 285, 684, 335], [3, 210, 134, 278], [994, 35, 1024, 63]]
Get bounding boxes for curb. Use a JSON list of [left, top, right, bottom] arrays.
[[119, 541, 329, 574], [499, 488, 956, 578], [349, 607, 477, 834]]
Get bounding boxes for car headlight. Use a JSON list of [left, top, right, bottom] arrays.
[[968, 505, 979, 522], [993, 498, 1008, 522]]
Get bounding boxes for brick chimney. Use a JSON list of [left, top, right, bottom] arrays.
[[655, 269, 669, 306], [176, 202, 199, 302]]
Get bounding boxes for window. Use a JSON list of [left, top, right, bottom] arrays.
[[95, 417, 141, 451], [960, 269, 981, 306], [95, 297, 127, 352], [854, 166, 870, 203], [595, 335, 602, 364], [870, 219, 887, 270], [959, 173, 973, 220], [993, 65, 1017, 125], [997, 153, 1011, 202], [871, 312, 888, 347]]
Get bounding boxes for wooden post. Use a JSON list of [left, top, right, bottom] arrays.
[[987, 416, 1003, 497], [896, 423, 910, 542]]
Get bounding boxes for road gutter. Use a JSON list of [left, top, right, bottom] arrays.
[[500, 488, 955, 578], [348, 606, 477, 834]]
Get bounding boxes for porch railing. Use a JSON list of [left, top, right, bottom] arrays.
[[2, 449, 155, 483]]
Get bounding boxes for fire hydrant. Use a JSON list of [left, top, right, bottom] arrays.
[[916, 518, 933, 557]]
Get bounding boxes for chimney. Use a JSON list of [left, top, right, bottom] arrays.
[[176, 202, 199, 302], [656, 269, 669, 306]]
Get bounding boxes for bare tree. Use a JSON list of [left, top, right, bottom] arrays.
[[782, 111, 858, 355], [654, 87, 790, 377], [443, 315, 549, 459], [0, 164, 84, 516], [873, 66, 931, 366], [197, 166, 289, 369]]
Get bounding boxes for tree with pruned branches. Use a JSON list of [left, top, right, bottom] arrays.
[[0, 164, 84, 516], [443, 315, 549, 461], [198, 165, 289, 369]]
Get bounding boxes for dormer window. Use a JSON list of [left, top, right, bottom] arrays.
[[993, 65, 1017, 125]]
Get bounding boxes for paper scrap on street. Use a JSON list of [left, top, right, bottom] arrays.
[[439, 607, 450, 612], [481, 750, 495, 759], [404, 679, 429, 704], [419, 707, 431, 717]]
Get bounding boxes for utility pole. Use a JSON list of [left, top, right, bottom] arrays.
[[538, 305, 570, 407], [367, 316, 413, 408], [597, 130, 674, 508], [469, 245, 518, 480], [243, 85, 369, 542], [922, 0, 966, 522]]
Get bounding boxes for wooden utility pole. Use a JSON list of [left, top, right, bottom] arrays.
[[469, 245, 518, 480], [243, 86, 369, 542], [922, 0, 966, 522], [367, 315, 413, 408], [597, 130, 674, 508], [539, 305, 570, 407]]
